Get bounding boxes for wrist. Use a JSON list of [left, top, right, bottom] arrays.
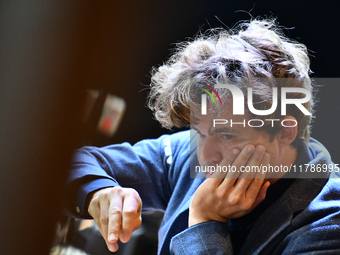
[[188, 209, 212, 227], [188, 214, 205, 227], [189, 207, 229, 227]]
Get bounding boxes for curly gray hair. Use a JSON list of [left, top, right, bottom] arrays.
[[149, 18, 314, 146]]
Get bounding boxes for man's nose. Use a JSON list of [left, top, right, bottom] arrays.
[[200, 136, 223, 164]]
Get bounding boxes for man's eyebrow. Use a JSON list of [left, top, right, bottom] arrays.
[[208, 127, 237, 136]]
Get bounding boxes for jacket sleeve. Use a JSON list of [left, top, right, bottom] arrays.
[[280, 222, 340, 254], [280, 178, 340, 255], [64, 131, 190, 218], [170, 221, 233, 255], [269, 174, 340, 255]]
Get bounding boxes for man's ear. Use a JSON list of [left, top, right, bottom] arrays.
[[276, 116, 298, 147]]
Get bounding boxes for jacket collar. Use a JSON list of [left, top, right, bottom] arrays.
[[240, 140, 330, 254]]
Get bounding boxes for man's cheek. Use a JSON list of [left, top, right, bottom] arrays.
[[197, 149, 203, 166]]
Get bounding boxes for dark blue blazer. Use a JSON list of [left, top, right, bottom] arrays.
[[66, 131, 340, 254]]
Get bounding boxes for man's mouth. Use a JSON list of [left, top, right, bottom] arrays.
[[202, 164, 215, 178]]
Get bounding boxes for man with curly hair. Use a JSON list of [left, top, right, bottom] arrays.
[[65, 19, 340, 254]]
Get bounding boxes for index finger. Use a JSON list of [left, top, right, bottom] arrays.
[[220, 144, 256, 188], [208, 148, 240, 186], [120, 192, 142, 243], [245, 152, 270, 201], [107, 195, 123, 245], [232, 145, 266, 193]]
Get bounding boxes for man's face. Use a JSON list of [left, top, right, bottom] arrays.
[[193, 107, 280, 174]]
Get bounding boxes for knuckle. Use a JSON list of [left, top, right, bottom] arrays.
[[108, 219, 121, 232], [98, 188, 113, 199], [89, 198, 99, 210], [126, 188, 141, 199], [253, 178, 264, 186], [135, 216, 142, 228], [225, 158, 233, 165], [243, 200, 253, 210], [204, 183, 215, 193], [112, 186, 123, 196], [229, 194, 242, 204], [135, 192, 142, 202], [252, 156, 261, 164], [88, 204, 99, 218], [124, 207, 137, 216], [224, 156, 233, 166], [241, 154, 250, 161], [109, 224, 120, 233], [127, 189, 143, 208], [88, 206, 94, 216], [101, 192, 109, 199], [90, 195, 100, 204], [100, 215, 109, 224], [88, 209, 97, 219], [124, 187, 135, 193], [217, 189, 228, 198], [243, 177, 253, 184], [122, 219, 133, 229], [109, 207, 122, 217]]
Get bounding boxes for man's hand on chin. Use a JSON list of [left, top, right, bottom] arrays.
[[189, 144, 270, 227]]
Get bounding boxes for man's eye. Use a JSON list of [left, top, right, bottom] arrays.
[[194, 129, 206, 139], [219, 134, 234, 141]]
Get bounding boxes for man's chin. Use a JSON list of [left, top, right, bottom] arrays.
[[201, 165, 215, 179]]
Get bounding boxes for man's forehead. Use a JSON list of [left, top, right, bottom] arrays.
[[191, 106, 250, 133], [193, 119, 241, 134]]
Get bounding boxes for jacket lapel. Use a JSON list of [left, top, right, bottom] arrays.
[[240, 175, 328, 255]]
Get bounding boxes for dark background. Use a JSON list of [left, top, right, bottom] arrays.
[[0, 1, 339, 254], [87, 1, 340, 160]]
